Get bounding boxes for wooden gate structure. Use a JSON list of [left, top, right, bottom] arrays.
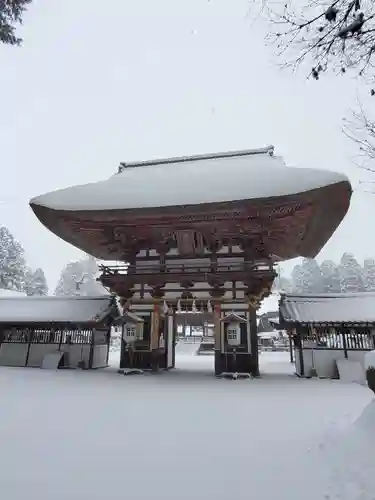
[[30, 147, 352, 376]]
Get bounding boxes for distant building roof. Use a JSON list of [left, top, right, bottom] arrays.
[[0, 295, 118, 324], [279, 292, 375, 325], [113, 311, 144, 325], [257, 315, 280, 334]]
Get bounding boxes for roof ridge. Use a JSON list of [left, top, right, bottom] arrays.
[[117, 146, 274, 172]]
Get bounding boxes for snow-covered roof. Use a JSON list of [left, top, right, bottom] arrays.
[[269, 317, 281, 328], [0, 296, 118, 324], [280, 293, 375, 325], [113, 311, 144, 325], [0, 289, 26, 298], [220, 312, 247, 323], [258, 332, 278, 339], [30, 147, 349, 211]]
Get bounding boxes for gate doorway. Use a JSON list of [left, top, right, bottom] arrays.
[[175, 311, 215, 373]]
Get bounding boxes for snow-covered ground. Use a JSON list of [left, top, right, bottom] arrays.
[[0, 351, 373, 500]]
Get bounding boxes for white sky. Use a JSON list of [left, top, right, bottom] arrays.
[[0, 0, 374, 290]]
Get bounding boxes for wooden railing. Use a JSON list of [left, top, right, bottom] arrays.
[[1, 328, 94, 344], [302, 328, 375, 350], [99, 261, 273, 277]]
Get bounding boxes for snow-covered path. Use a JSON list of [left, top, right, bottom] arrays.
[[0, 354, 372, 500]]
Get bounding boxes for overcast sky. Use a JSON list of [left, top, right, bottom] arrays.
[[0, 0, 374, 291]]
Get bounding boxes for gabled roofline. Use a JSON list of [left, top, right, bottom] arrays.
[[118, 145, 274, 171], [220, 312, 248, 324]]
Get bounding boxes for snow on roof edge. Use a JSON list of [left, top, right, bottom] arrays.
[[30, 156, 350, 213], [280, 292, 375, 324], [0, 295, 119, 324]]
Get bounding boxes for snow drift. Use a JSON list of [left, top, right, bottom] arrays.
[[323, 397, 375, 499]]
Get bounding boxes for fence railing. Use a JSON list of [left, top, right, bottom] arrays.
[[302, 328, 375, 350], [0, 328, 109, 345]]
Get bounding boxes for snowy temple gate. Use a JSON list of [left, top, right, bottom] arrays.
[[30, 146, 352, 377], [100, 257, 276, 375]]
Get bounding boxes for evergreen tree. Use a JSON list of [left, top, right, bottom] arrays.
[[320, 260, 341, 293], [290, 254, 375, 294], [0, 1, 32, 46], [292, 259, 323, 294], [272, 266, 293, 292], [0, 226, 27, 292], [300, 259, 323, 293], [55, 255, 107, 296], [338, 253, 365, 292], [25, 268, 48, 296], [363, 259, 375, 291], [291, 264, 304, 293]]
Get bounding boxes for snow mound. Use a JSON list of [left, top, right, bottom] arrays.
[[354, 398, 375, 432], [365, 350, 375, 370], [324, 398, 375, 499]]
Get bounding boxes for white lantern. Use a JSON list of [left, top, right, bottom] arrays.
[[227, 322, 240, 346], [123, 323, 136, 342]]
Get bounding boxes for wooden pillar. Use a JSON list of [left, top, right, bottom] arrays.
[[342, 327, 349, 359], [213, 301, 222, 375], [213, 302, 221, 350], [88, 328, 95, 369], [172, 307, 177, 368], [248, 303, 259, 377], [297, 327, 304, 377], [150, 302, 161, 372], [289, 333, 294, 364], [164, 306, 175, 370], [106, 328, 111, 366], [25, 328, 32, 367]]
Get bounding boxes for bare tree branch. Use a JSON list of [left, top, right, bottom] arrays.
[[256, 0, 375, 186], [261, 0, 375, 80], [342, 101, 375, 172]]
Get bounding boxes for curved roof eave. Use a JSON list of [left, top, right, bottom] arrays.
[[29, 180, 352, 262]]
